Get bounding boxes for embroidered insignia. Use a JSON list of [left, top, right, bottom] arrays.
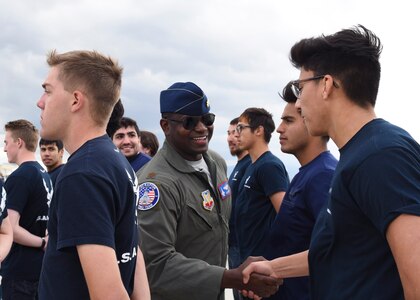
[[218, 181, 231, 200], [147, 172, 157, 179], [138, 182, 160, 211], [201, 190, 214, 211]]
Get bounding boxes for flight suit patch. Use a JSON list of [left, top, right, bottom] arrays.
[[201, 190, 214, 211], [146, 172, 157, 179], [218, 181, 231, 200], [138, 182, 160, 210]]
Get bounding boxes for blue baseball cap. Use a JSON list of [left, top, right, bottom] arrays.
[[160, 82, 210, 116]]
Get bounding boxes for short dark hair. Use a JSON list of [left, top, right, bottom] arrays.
[[280, 82, 330, 142], [239, 108, 275, 143], [106, 99, 125, 137], [290, 24, 382, 108], [109, 116, 141, 138], [139, 131, 159, 157], [230, 117, 240, 125], [39, 139, 64, 150], [279, 82, 297, 103]]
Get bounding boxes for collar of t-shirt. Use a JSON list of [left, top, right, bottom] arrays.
[[186, 157, 213, 189]]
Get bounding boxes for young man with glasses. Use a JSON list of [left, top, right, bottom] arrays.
[[137, 82, 281, 300], [234, 108, 289, 268], [244, 25, 420, 300]]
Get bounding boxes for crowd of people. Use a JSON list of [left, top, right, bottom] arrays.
[[0, 24, 419, 300]]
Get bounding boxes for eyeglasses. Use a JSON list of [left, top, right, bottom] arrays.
[[166, 113, 215, 130], [235, 124, 253, 134], [290, 75, 340, 98], [290, 75, 326, 98]]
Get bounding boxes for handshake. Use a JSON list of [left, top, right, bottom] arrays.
[[224, 256, 281, 299]]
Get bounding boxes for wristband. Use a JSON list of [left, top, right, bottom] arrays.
[[40, 237, 46, 249]]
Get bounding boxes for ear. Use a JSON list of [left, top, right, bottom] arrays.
[[254, 125, 264, 137], [70, 90, 85, 112], [16, 138, 24, 149], [322, 75, 335, 99], [160, 118, 170, 135]]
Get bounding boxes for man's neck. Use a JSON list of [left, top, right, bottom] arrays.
[[295, 143, 328, 167], [16, 152, 37, 166], [65, 127, 106, 154], [248, 143, 269, 163], [329, 98, 376, 149], [236, 150, 249, 161], [48, 163, 63, 173]]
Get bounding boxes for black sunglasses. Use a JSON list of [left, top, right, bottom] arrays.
[[166, 113, 215, 130]]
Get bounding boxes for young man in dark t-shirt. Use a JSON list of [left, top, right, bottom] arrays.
[[2, 119, 53, 300], [243, 25, 420, 300], [39, 139, 65, 186], [110, 117, 151, 172], [234, 108, 289, 263], [36, 50, 150, 299], [227, 117, 251, 300], [255, 83, 337, 300]]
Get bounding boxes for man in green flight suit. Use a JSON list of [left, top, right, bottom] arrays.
[[137, 82, 281, 300]]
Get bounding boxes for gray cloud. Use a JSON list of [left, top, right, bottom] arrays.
[[1, 0, 419, 178]]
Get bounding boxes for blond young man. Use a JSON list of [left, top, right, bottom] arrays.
[[2, 119, 52, 300], [36, 50, 150, 300]]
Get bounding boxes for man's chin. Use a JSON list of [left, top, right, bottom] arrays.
[[124, 152, 137, 158]]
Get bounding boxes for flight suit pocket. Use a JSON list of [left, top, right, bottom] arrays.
[[186, 202, 215, 231]]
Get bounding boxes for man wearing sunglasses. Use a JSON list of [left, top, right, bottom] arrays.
[[137, 82, 281, 300]]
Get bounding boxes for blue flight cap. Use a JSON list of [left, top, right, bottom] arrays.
[[160, 82, 210, 116]]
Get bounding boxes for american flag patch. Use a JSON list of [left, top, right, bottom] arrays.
[[138, 182, 160, 211]]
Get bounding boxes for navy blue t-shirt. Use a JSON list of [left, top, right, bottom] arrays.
[[2, 161, 52, 280], [0, 180, 7, 224], [235, 151, 289, 262], [265, 151, 337, 300], [128, 152, 151, 172], [228, 154, 251, 247], [309, 119, 420, 300], [48, 164, 65, 187], [39, 135, 139, 299]]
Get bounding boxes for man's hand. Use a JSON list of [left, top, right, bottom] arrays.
[[237, 257, 282, 298], [221, 256, 282, 298], [242, 260, 277, 283], [241, 260, 280, 299]]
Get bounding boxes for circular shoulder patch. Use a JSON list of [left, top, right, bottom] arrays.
[[138, 182, 160, 211]]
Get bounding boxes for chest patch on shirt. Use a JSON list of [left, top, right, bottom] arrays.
[[218, 181, 231, 200], [138, 182, 160, 211], [201, 190, 215, 211]]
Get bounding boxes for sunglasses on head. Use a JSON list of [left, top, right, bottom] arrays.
[[166, 113, 215, 130]]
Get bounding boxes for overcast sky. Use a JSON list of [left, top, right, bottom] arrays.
[[1, 0, 419, 178]]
